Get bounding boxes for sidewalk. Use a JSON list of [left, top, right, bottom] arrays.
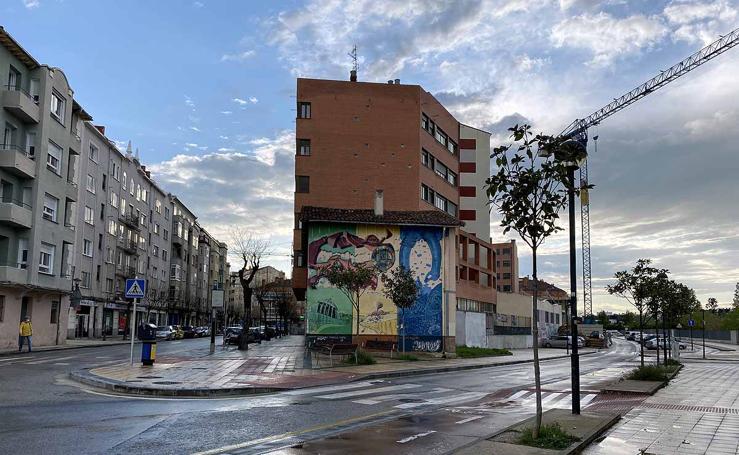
[[70, 336, 597, 397], [585, 361, 739, 454], [0, 337, 138, 356]]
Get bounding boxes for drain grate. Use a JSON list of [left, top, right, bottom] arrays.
[[191, 367, 208, 370], [641, 403, 739, 415], [152, 381, 182, 385], [136, 376, 163, 379], [125, 380, 143, 383], [399, 398, 424, 403]]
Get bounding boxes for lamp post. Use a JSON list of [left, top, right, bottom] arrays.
[[70, 279, 82, 340], [702, 308, 706, 360]]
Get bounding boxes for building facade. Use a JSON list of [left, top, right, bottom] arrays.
[[0, 27, 226, 348], [492, 239, 519, 293]]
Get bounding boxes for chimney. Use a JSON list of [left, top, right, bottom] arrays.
[[374, 190, 384, 217], [394, 78, 400, 84], [387, 80, 393, 84], [350, 70, 357, 82], [94, 125, 105, 135]]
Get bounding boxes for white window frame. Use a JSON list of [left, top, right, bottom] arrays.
[[82, 239, 93, 257], [84, 206, 94, 225], [89, 144, 99, 163], [42, 193, 59, 222], [39, 242, 55, 275], [50, 91, 65, 122], [86, 174, 95, 194], [47, 141, 62, 174]]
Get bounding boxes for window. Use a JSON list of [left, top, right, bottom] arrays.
[[86, 174, 95, 193], [297, 139, 311, 156], [136, 183, 141, 201], [162, 250, 168, 261], [84, 206, 94, 225], [102, 174, 107, 191], [39, 243, 55, 274], [447, 139, 457, 154], [140, 213, 147, 227], [81, 271, 91, 288], [111, 160, 120, 180], [50, 300, 58, 324], [153, 223, 160, 235], [83, 239, 92, 257], [129, 178, 134, 195], [152, 245, 159, 257], [422, 149, 456, 186], [89, 144, 99, 162], [51, 91, 65, 122], [107, 219, 117, 236], [163, 229, 169, 240], [47, 141, 62, 174], [170, 264, 181, 281], [297, 102, 311, 119], [106, 278, 114, 293], [17, 238, 28, 269], [296, 175, 310, 193], [435, 128, 446, 146], [502, 260, 511, 267], [98, 233, 103, 250], [106, 247, 113, 263], [165, 207, 170, 220], [122, 172, 127, 190], [42, 194, 59, 222], [155, 199, 161, 213]]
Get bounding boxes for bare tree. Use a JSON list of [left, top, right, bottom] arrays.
[[230, 228, 270, 350]]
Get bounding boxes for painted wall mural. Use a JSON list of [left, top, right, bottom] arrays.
[[307, 222, 444, 349]]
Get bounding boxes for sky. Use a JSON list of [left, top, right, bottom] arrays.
[[4, 0, 738, 312]]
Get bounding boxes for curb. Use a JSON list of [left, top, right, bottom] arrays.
[[0, 340, 141, 357], [353, 351, 598, 382], [69, 351, 598, 398], [69, 369, 286, 397]]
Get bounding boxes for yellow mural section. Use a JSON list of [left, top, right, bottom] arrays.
[[356, 225, 399, 335]]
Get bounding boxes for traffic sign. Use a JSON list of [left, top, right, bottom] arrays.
[[125, 279, 146, 299], [688, 319, 695, 327], [211, 289, 224, 308]]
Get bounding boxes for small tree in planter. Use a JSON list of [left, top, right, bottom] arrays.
[[382, 265, 420, 353], [486, 124, 579, 438], [323, 262, 376, 338]]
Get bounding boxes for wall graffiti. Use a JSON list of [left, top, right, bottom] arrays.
[[306, 223, 444, 340]]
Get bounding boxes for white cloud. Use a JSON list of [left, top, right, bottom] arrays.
[[663, 0, 737, 44], [22, 0, 40, 9], [193, 1, 204, 8], [221, 50, 256, 62], [551, 12, 668, 66], [189, 126, 201, 132], [220, 111, 233, 115], [249, 96, 258, 104], [184, 95, 195, 110], [232, 97, 258, 106]]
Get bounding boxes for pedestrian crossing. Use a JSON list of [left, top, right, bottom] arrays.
[[0, 353, 125, 367], [501, 389, 599, 410]]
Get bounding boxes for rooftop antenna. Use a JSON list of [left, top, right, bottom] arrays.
[[348, 44, 358, 82]]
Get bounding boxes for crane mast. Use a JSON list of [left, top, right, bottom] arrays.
[[560, 27, 739, 317]]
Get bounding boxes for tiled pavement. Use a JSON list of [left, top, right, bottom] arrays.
[[585, 362, 739, 455], [76, 336, 596, 393]]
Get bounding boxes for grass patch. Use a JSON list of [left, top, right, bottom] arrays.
[[518, 423, 580, 450], [396, 354, 419, 361], [664, 358, 682, 367], [343, 350, 376, 365], [456, 346, 513, 358], [627, 364, 679, 381]]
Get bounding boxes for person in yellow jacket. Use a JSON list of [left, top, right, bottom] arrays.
[[19, 316, 32, 352]]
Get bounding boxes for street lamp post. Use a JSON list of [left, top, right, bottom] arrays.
[[702, 308, 706, 360]]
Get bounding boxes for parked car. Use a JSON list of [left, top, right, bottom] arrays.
[[171, 325, 185, 339], [646, 338, 687, 350], [543, 335, 584, 349], [640, 334, 657, 345], [224, 326, 262, 345], [182, 326, 197, 338], [195, 326, 209, 337], [156, 326, 175, 340]]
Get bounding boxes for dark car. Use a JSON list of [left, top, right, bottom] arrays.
[[224, 326, 261, 345], [195, 326, 209, 337], [182, 326, 197, 338]]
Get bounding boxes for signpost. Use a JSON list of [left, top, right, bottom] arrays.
[[688, 319, 695, 350], [211, 288, 224, 354], [125, 278, 146, 365]]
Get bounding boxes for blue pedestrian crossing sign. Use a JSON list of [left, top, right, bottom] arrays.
[[125, 279, 146, 299], [688, 319, 695, 327]]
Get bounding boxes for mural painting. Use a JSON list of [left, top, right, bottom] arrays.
[[307, 222, 444, 351]]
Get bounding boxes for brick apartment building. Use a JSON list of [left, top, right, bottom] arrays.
[[292, 75, 497, 351], [492, 239, 519, 293]]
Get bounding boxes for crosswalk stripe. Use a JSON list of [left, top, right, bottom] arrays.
[[581, 393, 597, 406], [541, 392, 563, 404], [455, 416, 484, 424], [397, 430, 436, 444], [0, 356, 26, 363], [352, 388, 452, 405], [508, 390, 529, 400], [317, 384, 422, 400], [395, 391, 487, 409], [24, 355, 77, 365], [284, 381, 378, 396]]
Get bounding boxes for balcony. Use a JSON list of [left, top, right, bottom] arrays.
[[172, 233, 184, 246], [115, 266, 137, 278], [70, 127, 81, 152], [119, 213, 141, 230], [0, 200, 32, 228], [0, 263, 27, 283], [0, 144, 35, 179], [117, 238, 139, 255], [2, 85, 39, 124]]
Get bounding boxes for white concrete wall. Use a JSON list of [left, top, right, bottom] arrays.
[[488, 334, 533, 349], [455, 310, 487, 347]]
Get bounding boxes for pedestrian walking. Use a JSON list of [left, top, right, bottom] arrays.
[[19, 316, 32, 353]]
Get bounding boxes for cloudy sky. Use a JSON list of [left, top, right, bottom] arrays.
[[6, 0, 738, 312]]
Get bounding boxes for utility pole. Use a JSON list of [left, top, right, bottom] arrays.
[[702, 308, 706, 360], [568, 165, 580, 415]]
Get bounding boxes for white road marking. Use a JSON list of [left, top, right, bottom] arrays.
[[23, 355, 77, 365], [455, 416, 485, 424], [54, 362, 70, 365], [0, 356, 27, 363], [541, 392, 563, 404], [395, 391, 487, 409], [352, 388, 452, 405], [397, 430, 437, 444], [317, 384, 422, 399], [581, 393, 597, 406], [508, 390, 530, 400], [284, 381, 378, 396]]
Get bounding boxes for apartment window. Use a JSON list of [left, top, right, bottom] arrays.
[[106, 247, 113, 263], [297, 102, 311, 119], [50, 300, 59, 324], [109, 191, 118, 209], [153, 223, 160, 235], [84, 206, 94, 225], [50, 91, 65, 122], [81, 271, 91, 288], [17, 238, 28, 269], [165, 207, 170, 220], [421, 149, 430, 167], [421, 114, 429, 131], [502, 260, 511, 267], [106, 278, 114, 293], [83, 239, 92, 257], [435, 128, 446, 146], [108, 219, 117, 236], [120, 198, 126, 215], [152, 245, 159, 257], [434, 195, 445, 211], [122, 172, 127, 190], [86, 174, 95, 193], [503, 248, 511, 255], [129, 178, 134, 196], [297, 139, 311, 156], [163, 229, 168, 240], [155, 199, 161, 214], [162, 250, 168, 261], [111, 161, 120, 180], [98, 233, 103, 250], [89, 144, 99, 163], [140, 213, 147, 227], [296, 175, 310, 193], [100, 203, 105, 221], [42, 194, 59, 222], [39, 243, 55, 274], [102, 174, 107, 191], [47, 141, 62, 174], [136, 183, 141, 201], [170, 264, 181, 281]]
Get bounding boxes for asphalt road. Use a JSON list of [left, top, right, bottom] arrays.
[[0, 337, 646, 455]]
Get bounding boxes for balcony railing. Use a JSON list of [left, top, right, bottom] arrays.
[[0, 143, 33, 157], [4, 84, 37, 103], [117, 238, 139, 255], [118, 212, 140, 230], [1, 198, 32, 210]]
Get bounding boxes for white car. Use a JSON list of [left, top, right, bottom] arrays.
[[646, 338, 686, 350], [156, 326, 175, 340]]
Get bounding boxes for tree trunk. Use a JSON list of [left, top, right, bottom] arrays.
[[239, 286, 252, 350], [639, 309, 645, 367], [654, 309, 660, 365], [662, 311, 668, 363], [355, 291, 361, 340], [531, 247, 543, 439]]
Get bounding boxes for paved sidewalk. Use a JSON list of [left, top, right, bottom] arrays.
[[0, 337, 138, 356], [585, 361, 739, 454], [71, 336, 598, 396]]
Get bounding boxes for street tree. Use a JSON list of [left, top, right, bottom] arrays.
[[607, 259, 661, 367], [323, 262, 376, 337], [645, 270, 672, 365], [381, 265, 420, 352], [733, 283, 739, 310], [706, 297, 719, 313], [486, 124, 575, 438], [231, 228, 270, 350]]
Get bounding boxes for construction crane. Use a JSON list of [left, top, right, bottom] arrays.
[[559, 27, 739, 317]]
